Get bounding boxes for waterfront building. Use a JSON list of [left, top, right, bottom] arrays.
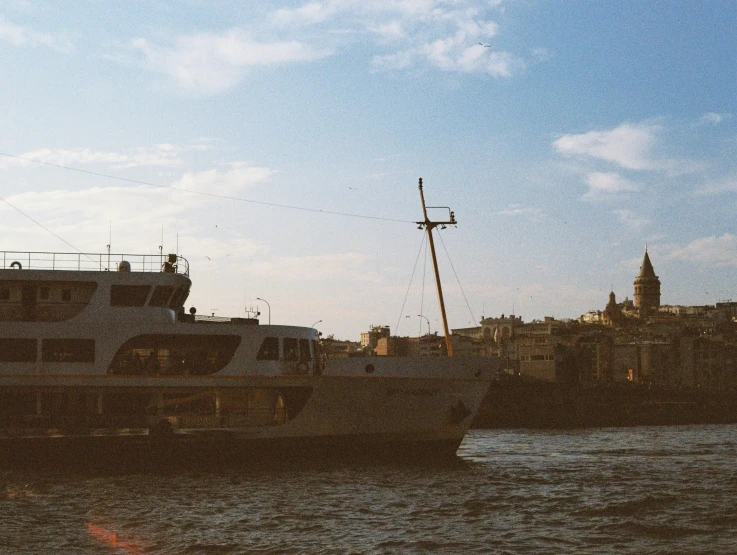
[[360, 325, 390, 350]]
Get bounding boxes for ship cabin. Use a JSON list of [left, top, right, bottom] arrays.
[[0, 251, 322, 379]]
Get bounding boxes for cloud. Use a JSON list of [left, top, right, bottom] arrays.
[[612, 209, 650, 230], [0, 143, 216, 170], [250, 252, 381, 282], [496, 204, 542, 219], [665, 234, 737, 268], [694, 176, 737, 196], [172, 163, 276, 196], [0, 162, 274, 251], [368, 21, 405, 39], [553, 123, 660, 170], [110, 2, 523, 90], [371, 16, 522, 77], [700, 112, 732, 125], [270, 2, 339, 27], [127, 31, 331, 94], [582, 172, 640, 198], [0, 16, 72, 52]]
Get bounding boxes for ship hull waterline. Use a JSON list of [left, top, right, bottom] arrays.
[[0, 373, 492, 468]]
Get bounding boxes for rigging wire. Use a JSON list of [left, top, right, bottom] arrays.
[[394, 233, 426, 336], [0, 195, 93, 261], [437, 228, 477, 325], [0, 152, 415, 224], [419, 235, 428, 338]]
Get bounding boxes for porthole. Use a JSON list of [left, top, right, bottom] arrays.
[[365, 364, 375, 374]]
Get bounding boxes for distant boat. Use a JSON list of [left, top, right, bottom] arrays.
[[0, 250, 492, 466]]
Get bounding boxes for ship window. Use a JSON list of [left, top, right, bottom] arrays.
[[0, 338, 37, 362], [256, 337, 280, 361], [42, 339, 95, 363], [148, 285, 175, 307], [283, 338, 299, 361], [108, 334, 240, 376], [39, 287, 50, 301], [299, 339, 311, 361], [111, 285, 151, 307], [168, 286, 191, 309], [0, 287, 9, 301], [61, 289, 72, 302]]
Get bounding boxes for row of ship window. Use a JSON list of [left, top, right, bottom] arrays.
[[0, 287, 72, 302], [110, 284, 189, 308], [0, 284, 188, 308], [0, 335, 320, 368], [0, 338, 94, 363]]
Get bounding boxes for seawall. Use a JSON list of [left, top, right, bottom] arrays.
[[472, 379, 737, 429]]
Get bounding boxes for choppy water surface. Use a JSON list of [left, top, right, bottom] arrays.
[[2, 425, 737, 553]]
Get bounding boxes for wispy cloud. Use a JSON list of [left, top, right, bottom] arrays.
[[700, 112, 732, 125], [369, 9, 522, 76], [0, 16, 72, 52], [0, 162, 275, 252], [664, 234, 737, 268], [553, 123, 660, 171], [270, 2, 339, 27], [0, 142, 216, 170], [612, 209, 650, 230], [125, 31, 331, 94], [114, 2, 524, 93], [496, 204, 542, 219], [582, 172, 640, 199], [172, 163, 276, 196], [694, 175, 737, 196], [250, 252, 381, 282]]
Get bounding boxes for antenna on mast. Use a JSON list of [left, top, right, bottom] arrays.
[[106, 221, 111, 271], [416, 177, 457, 357]]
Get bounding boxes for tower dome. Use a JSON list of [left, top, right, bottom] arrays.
[[633, 247, 661, 314]]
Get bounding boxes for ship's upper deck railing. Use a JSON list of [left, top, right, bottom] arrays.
[[0, 251, 189, 276]]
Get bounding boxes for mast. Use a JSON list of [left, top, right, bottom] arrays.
[[417, 178, 456, 357]]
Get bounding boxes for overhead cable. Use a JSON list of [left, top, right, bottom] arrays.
[[0, 152, 415, 224]]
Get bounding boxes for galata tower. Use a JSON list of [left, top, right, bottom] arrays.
[[633, 247, 661, 313]]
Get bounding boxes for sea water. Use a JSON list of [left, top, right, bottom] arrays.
[[2, 424, 736, 553]]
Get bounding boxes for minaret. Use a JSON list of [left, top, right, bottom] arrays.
[[633, 247, 661, 315]]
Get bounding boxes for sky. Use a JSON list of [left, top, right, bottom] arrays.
[[1, 0, 735, 340]]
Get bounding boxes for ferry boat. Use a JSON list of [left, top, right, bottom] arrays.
[[0, 250, 493, 466]]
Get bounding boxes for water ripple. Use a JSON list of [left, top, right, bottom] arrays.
[[2, 424, 737, 553]]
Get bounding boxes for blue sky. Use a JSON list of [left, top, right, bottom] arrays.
[[1, 0, 735, 340]]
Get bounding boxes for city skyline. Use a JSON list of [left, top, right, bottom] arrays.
[[1, 1, 735, 339]]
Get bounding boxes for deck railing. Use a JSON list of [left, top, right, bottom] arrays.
[[0, 251, 189, 276]]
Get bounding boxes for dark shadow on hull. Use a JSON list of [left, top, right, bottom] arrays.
[[0, 435, 465, 474]]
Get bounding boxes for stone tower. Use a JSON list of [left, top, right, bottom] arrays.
[[602, 291, 623, 327], [633, 247, 661, 314]]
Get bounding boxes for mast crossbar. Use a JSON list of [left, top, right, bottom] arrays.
[[416, 178, 456, 357]]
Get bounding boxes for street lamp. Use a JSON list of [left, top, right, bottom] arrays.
[[418, 314, 431, 357], [418, 314, 430, 337], [256, 297, 271, 325], [311, 319, 322, 328]]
